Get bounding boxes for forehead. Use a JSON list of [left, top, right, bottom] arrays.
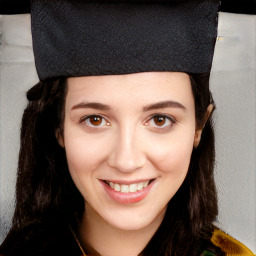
[[65, 72, 194, 109]]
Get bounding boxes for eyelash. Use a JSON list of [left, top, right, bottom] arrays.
[[80, 115, 110, 128], [145, 114, 177, 130], [79, 114, 177, 130]]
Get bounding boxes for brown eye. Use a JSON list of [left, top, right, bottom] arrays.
[[89, 116, 103, 126], [81, 115, 110, 128], [145, 114, 176, 130], [153, 116, 166, 126]]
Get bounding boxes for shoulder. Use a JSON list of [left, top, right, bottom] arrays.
[[211, 228, 255, 256]]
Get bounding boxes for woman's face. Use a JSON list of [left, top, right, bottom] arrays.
[[59, 72, 199, 231]]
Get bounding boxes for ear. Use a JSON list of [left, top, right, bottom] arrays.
[[194, 104, 214, 148], [55, 129, 65, 148]]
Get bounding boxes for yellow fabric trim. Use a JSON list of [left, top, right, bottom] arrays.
[[211, 229, 255, 256]]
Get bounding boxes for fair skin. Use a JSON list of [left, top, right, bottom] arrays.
[[58, 72, 209, 256]]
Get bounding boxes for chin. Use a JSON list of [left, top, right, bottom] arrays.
[[102, 206, 167, 232]]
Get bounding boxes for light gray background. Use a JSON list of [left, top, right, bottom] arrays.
[[0, 12, 255, 253]]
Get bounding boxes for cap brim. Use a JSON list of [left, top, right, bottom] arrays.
[[0, 0, 31, 14]]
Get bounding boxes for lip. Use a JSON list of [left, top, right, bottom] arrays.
[[100, 179, 155, 204]]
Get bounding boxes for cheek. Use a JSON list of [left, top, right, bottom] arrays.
[[63, 128, 108, 179], [63, 134, 110, 201], [148, 132, 194, 176], [66, 142, 99, 172]]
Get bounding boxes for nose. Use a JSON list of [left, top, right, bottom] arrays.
[[107, 128, 146, 173]]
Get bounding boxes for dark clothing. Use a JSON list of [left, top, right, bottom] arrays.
[[0, 221, 82, 256], [1, 220, 252, 256]]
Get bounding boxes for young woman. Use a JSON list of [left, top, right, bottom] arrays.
[[1, 71, 221, 256], [0, 0, 253, 255]]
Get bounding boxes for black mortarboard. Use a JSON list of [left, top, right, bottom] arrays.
[[1, 0, 220, 81]]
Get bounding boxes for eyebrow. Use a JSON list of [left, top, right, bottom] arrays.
[[143, 100, 187, 112], [71, 102, 111, 111], [71, 100, 186, 112]]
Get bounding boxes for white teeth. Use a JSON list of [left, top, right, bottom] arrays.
[[143, 181, 149, 187], [137, 182, 144, 191], [107, 180, 151, 193], [129, 183, 138, 193], [109, 182, 114, 189], [114, 183, 120, 192], [121, 184, 129, 193]]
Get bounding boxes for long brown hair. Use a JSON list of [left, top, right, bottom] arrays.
[[1, 73, 221, 255], [142, 73, 219, 255]]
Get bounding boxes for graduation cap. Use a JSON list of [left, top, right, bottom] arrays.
[[0, 0, 220, 81]]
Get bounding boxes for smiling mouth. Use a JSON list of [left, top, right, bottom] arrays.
[[104, 180, 154, 193]]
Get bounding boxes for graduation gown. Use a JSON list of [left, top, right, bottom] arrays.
[[0, 223, 254, 256]]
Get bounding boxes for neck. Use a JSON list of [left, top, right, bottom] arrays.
[[78, 204, 165, 256]]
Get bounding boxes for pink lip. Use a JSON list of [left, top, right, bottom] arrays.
[[100, 180, 155, 204]]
